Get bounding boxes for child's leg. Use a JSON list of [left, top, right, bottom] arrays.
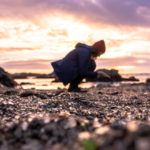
[[68, 75, 84, 90]]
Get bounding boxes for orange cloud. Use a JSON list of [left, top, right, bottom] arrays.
[[0, 47, 36, 52], [1, 59, 52, 73]]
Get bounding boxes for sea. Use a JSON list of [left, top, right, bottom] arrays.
[[15, 73, 150, 90]]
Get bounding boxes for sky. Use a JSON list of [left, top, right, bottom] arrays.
[[0, 0, 150, 74]]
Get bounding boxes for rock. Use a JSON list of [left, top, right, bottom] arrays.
[[0, 67, 17, 87], [137, 124, 150, 137], [22, 140, 43, 150], [111, 122, 126, 131], [122, 76, 139, 82], [65, 117, 77, 128], [20, 90, 36, 97], [0, 102, 16, 116], [135, 138, 150, 150], [98, 69, 122, 81], [4, 90, 18, 95], [36, 93, 49, 99], [12, 73, 29, 79], [87, 69, 140, 83], [43, 101, 59, 109], [20, 90, 49, 99], [12, 72, 56, 79], [0, 83, 7, 93], [110, 91, 119, 95], [87, 69, 122, 82], [28, 119, 45, 130], [146, 78, 150, 84]]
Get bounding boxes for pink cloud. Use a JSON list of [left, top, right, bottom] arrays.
[[0, 47, 37, 52], [0, 0, 150, 26], [1, 59, 52, 70], [1, 56, 150, 73]]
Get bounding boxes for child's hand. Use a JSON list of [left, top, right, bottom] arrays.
[[97, 71, 111, 79]]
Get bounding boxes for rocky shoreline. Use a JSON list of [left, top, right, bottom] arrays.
[[0, 67, 150, 150], [11, 69, 140, 83], [0, 82, 150, 150]]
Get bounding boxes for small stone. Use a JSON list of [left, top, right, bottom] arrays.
[[59, 111, 71, 117], [20, 90, 35, 97], [65, 117, 77, 128], [136, 138, 150, 150], [127, 121, 138, 132], [95, 126, 110, 135], [110, 92, 119, 95], [4, 90, 18, 95], [79, 132, 91, 140]]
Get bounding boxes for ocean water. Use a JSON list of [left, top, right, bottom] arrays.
[[16, 74, 150, 90], [122, 73, 150, 82], [16, 78, 97, 90]]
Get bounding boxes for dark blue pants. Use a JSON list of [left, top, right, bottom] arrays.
[[69, 59, 96, 89]]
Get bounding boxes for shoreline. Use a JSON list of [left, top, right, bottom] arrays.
[[16, 79, 147, 90]]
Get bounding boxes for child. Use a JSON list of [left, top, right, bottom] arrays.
[[51, 40, 109, 92]]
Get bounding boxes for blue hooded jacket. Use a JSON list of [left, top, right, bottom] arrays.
[[51, 43, 97, 85]]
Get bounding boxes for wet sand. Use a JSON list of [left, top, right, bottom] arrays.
[[0, 83, 150, 150]]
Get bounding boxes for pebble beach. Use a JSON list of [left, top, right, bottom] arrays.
[[0, 82, 150, 150]]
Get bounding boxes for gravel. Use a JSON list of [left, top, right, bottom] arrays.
[[0, 83, 149, 150]]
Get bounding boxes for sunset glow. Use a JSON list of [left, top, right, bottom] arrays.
[[0, 0, 150, 74]]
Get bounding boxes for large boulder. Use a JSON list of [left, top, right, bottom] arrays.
[[86, 69, 139, 82], [99, 69, 122, 81], [87, 69, 122, 82], [0, 67, 17, 87]]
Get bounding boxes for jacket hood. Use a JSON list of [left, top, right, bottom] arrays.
[[75, 43, 91, 49]]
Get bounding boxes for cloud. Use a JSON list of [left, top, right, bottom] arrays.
[[0, 31, 9, 39], [0, 47, 37, 52], [134, 52, 150, 58], [98, 56, 150, 68], [1, 59, 52, 70], [0, 0, 150, 27], [96, 56, 150, 73], [48, 29, 68, 37], [2, 56, 150, 73]]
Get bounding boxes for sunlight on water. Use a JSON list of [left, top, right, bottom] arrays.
[[15, 74, 149, 90], [16, 78, 97, 90]]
